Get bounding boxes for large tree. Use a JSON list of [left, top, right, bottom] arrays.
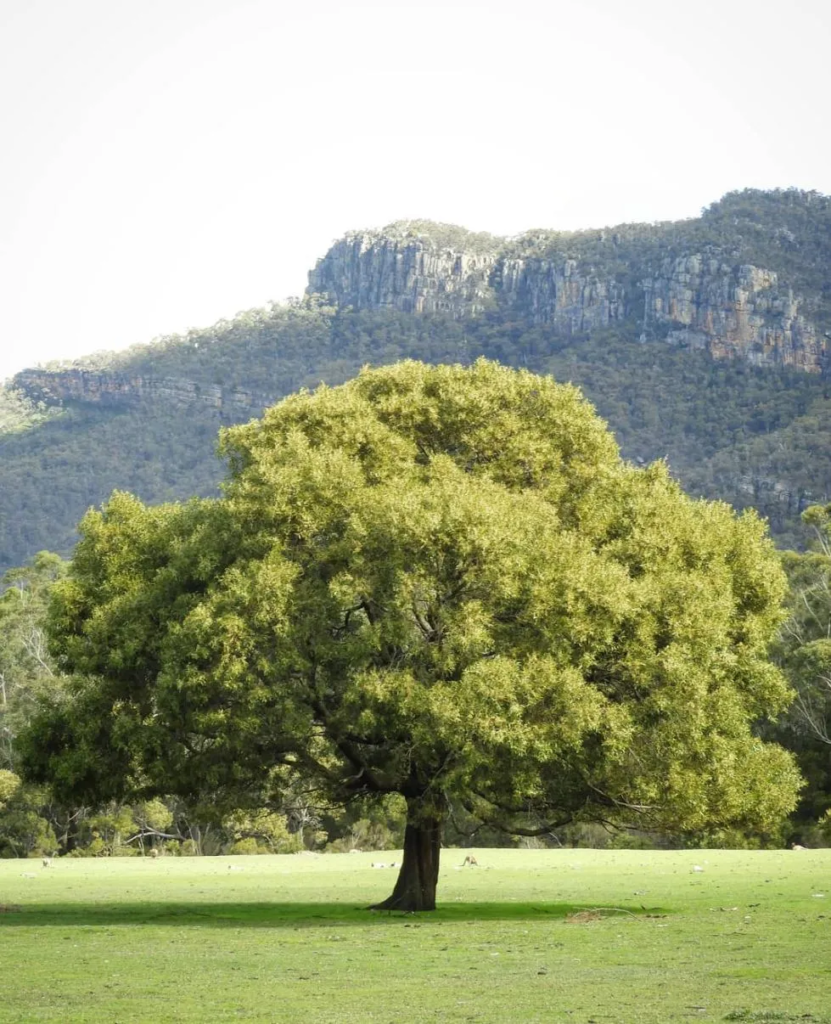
[[0, 551, 67, 771], [770, 505, 831, 833], [21, 361, 800, 909]]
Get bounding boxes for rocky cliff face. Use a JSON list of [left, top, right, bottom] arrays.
[[309, 227, 828, 372], [13, 369, 274, 419], [308, 232, 497, 317], [644, 256, 824, 372], [496, 257, 627, 333]]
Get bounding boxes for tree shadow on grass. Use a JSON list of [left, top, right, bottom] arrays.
[[0, 900, 670, 929]]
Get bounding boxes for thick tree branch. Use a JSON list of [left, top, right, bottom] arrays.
[[462, 793, 575, 836]]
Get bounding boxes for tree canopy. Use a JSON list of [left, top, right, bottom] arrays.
[[771, 505, 831, 838], [0, 551, 68, 771], [21, 360, 801, 909]]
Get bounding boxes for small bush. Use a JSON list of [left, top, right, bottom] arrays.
[[229, 838, 264, 855]]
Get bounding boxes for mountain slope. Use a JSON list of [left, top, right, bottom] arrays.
[[310, 189, 831, 372], [2, 188, 831, 571]]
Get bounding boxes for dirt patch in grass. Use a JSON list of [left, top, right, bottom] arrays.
[[566, 910, 603, 923], [566, 906, 650, 923], [724, 1012, 831, 1022]]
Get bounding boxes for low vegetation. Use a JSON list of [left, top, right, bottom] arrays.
[[1, 850, 829, 1023]]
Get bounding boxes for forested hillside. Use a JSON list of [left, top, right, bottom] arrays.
[[2, 188, 831, 572]]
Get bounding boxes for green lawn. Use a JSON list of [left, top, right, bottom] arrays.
[[1, 849, 829, 1023]]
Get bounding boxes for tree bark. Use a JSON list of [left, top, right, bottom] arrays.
[[371, 794, 445, 912]]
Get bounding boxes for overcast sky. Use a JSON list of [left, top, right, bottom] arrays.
[[1, 0, 829, 382]]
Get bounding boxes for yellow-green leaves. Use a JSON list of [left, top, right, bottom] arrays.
[[0, 769, 22, 809], [23, 359, 800, 839]]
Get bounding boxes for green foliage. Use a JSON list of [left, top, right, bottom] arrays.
[[0, 551, 68, 770], [0, 402, 223, 570], [78, 804, 139, 856], [0, 773, 57, 858], [324, 795, 407, 852], [224, 809, 303, 854], [700, 189, 831, 330], [20, 362, 800, 872], [0, 768, 21, 809], [133, 797, 174, 834], [229, 837, 263, 855], [554, 821, 653, 850], [0, 387, 60, 435], [769, 505, 831, 836], [374, 220, 501, 255]]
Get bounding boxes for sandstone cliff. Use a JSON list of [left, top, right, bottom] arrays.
[[644, 256, 825, 372], [13, 369, 274, 419], [308, 228, 498, 317], [309, 221, 828, 373]]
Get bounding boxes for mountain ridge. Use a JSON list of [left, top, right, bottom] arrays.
[[3, 187, 831, 572], [309, 189, 831, 373]]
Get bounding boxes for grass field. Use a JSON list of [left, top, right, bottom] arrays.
[[1, 848, 829, 1023]]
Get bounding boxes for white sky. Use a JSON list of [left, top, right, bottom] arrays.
[[1, 0, 830, 382]]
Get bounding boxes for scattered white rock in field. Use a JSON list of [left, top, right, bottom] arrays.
[[812, 893, 825, 898], [21, 872, 37, 879], [371, 862, 387, 869], [349, 849, 361, 854], [692, 866, 704, 873]]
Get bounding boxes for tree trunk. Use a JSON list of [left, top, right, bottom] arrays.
[[371, 794, 445, 912]]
